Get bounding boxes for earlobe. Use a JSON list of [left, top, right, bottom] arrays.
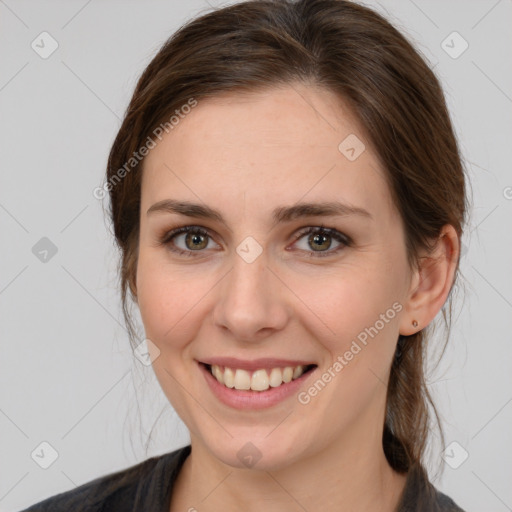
[[398, 267, 422, 336], [399, 225, 459, 336]]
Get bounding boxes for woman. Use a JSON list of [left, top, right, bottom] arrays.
[[22, 0, 468, 510]]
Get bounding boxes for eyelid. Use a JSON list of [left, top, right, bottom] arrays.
[[292, 225, 350, 243]]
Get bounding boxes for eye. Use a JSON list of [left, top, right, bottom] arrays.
[[290, 226, 351, 257], [158, 225, 219, 256]]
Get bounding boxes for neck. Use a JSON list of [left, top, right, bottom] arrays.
[[170, 419, 408, 512]]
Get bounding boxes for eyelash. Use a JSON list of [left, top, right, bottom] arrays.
[[158, 225, 352, 258]]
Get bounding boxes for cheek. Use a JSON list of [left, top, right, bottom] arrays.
[[292, 268, 385, 336], [136, 252, 215, 350], [291, 267, 400, 376], [136, 252, 185, 344], [297, 274, 400, 415]]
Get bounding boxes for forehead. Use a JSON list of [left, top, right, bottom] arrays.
[[140, 84, 395, 224]]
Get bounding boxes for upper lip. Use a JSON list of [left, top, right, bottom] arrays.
[[198, 357, 316, 372]]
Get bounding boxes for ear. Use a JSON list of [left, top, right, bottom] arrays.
[[399, 224, 459, 336]]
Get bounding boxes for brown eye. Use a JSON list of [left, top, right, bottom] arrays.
[[292, 227, 351, 257], [184, 231, 209, 250], [308, 231, 332, 251], [160, 226, 219, 256]]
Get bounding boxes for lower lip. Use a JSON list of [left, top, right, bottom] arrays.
[[198, 362, 316, 410]]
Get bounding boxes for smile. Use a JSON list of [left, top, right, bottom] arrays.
[[198, 361, 318, 410], [206, 363, 317, 392]]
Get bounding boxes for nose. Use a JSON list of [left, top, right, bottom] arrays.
[[212, 249, 289, 343]]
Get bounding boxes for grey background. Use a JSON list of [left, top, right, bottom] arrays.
[[0, 1, 511, 510]]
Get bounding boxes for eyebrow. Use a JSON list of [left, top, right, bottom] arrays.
[[146, 199, 373, 226]]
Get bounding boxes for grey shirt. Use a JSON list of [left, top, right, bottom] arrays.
[[20, 444, 466, 511]]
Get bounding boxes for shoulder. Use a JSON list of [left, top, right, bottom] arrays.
[[398, 462, 466, 512], [20, 445, 191, 512], [434, 488, 466, 512]]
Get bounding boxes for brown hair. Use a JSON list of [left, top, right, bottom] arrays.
[[105, 0, 469, 478]]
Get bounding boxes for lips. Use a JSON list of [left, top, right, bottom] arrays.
[[198, 359, 318, 409]]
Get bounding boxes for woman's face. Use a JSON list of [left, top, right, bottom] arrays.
[[136, 84, 417, 470]]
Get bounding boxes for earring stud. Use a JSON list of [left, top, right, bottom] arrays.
[[412, 320, 418, 328]]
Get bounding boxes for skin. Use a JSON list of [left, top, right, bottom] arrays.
[[134, 83, 459, 512]]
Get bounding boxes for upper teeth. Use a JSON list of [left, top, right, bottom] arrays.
[[210, 365, 308, 391]]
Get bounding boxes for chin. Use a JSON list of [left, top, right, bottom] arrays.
[[200, 429, 309, 471]]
